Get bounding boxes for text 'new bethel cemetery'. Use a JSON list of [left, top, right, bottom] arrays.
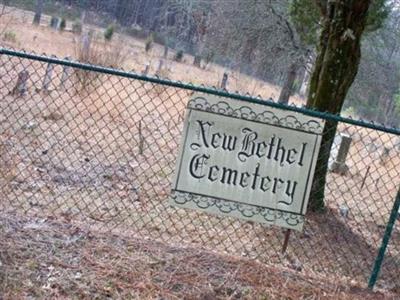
[[170, 94, 324, 231]]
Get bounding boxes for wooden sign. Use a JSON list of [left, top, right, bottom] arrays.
[[170, 93, 324, 231]]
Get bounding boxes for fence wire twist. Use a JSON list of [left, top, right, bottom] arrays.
[[0, 49, 399, 290]]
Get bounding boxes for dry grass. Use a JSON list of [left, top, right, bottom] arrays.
[[0, 213, 396, 300]]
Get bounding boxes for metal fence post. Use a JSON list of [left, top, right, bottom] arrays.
[[368, 188, 400, 289]]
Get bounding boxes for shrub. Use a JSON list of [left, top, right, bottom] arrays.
[[342, 106, 356, 118], [145, 33, 154, 52], [72, 20, 82, 34], [152, 32, 166, 46], [59, 18, 66, 31], [124, 26, 147, 39], [74, 35, 127, 94], [153, 68, 171, 96], [204, 50, 215, 65], [3, 31, 16, 43], [174, 50, 184, 62], [104, 24, 115, 41]]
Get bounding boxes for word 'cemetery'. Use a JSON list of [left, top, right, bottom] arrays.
[[189, 121, 309, 204]]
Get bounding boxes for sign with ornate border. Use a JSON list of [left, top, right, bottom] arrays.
[[170, 93, 324, 231]]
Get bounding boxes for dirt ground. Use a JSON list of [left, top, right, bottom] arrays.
[[0, 213, 397, 300]]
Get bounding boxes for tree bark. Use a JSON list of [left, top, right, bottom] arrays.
[[278, 62, 298, 104], [306, 0, 372, 211], [33, 0, 44, 25]]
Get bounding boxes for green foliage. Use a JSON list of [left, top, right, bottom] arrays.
[[204, 50, 215, 65], [341, 106, 356, 118], [72, 20, 82, 34], [289, 0, 320, 45], [3, 31, 17, 43], [174, 50, 184, 62], [366, 0, 391, 32], [145, 33, 154, 52], [394, 92, 400, 116], [59, 18, 66, 31], [124, 26, 147, 40], [104, 24, 115, 41], [152, 32, 166, 46], [290, 0, 391, 46]]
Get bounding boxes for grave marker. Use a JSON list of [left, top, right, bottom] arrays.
[[12, 70, 29, 96], [143, 62, 150, 75], [42, 59, 55, 92], [60, 57, 71, 90], [221, 72, 228, 89], [330, 134, 352, 175]]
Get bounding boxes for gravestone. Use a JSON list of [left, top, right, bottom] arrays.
[[12, 70, 29, 96], [395, 137, 400, 152], [328, 134, 341, 167], [50, 17, 59, 30], [60, 57, 71, 90], [157, 59, 164, 74], [379, 146, 390, 165], [142, 63, 150, 75], [42, 60, 55, 92], [163, 45, 169, 59], [193, 55, 201, 67], [330, 134, 352, 175], [221, 72, 228, 89], [81, 31, 93, 61], [366, 137, 378, 153]]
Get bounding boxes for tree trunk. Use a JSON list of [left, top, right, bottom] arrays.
[[33, 0, 44, 25], [278, 62, 298, 104], [306, 0, 372, 211]]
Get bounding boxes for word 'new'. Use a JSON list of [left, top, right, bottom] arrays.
[[191, 121, 308, 167]]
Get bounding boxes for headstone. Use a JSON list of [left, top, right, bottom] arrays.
[[221, 72, 228, 89], [366, 137, 378, 153], [81, 31, 93, 61], [157, 59, 164, 74], [42, 60, 55, 92], [339, 205, 349, 218], [330, 134, 352, 175], [379, 146, 390, 165], [193, 55, 201, 67], [142, 63, 150, 75], [163, 45, 169, 59], [60, 57, 71, 90], [12, 70, 29, 96], [50, 16, 59, 30], [395, 137, 400, 152]]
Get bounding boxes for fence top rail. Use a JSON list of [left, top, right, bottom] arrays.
[[1, 47, 400, 136]]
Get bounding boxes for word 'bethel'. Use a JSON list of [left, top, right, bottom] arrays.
[[191, 120, 308, 167]]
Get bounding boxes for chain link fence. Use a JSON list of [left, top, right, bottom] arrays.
[[0, 49, 399, 290]]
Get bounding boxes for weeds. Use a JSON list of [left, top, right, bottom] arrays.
[[145, 33, 154, 52], [74, 33, 127, 94], [3, 30, 16, 43], [104, 24, 115, 41]]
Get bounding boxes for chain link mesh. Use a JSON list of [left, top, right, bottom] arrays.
[[0, 51, 399, 289]]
